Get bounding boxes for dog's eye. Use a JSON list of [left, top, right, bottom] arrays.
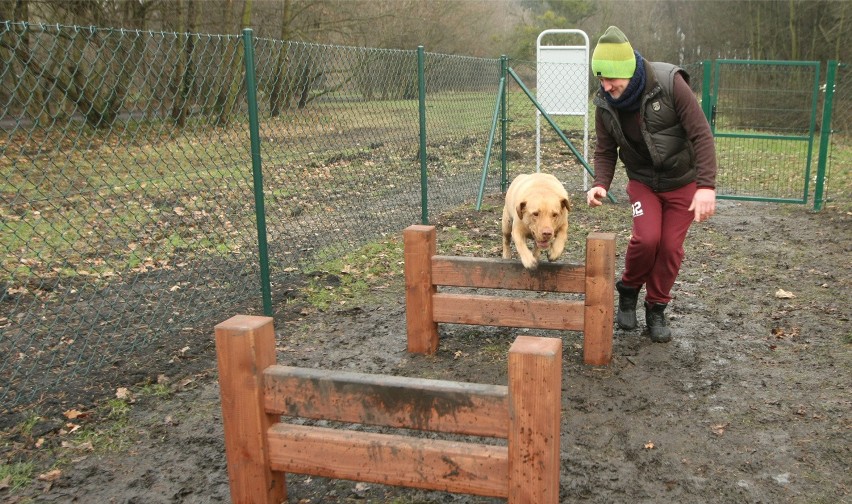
[[532, 211, 539, 217]]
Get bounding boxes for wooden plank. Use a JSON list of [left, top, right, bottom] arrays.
[[432, 293, 584, 331], [583, 232, 615, 366], [507, 336, 562, 504], [214, 315, 287, 504], [264, 366, 509, 438], [404, 225, 439, 354], [267, 424, 509, 498], [431, 256, 586, 293]]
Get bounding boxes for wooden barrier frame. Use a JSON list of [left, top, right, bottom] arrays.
[[404, 225, 615, 365], [215, 315, 562, 503]]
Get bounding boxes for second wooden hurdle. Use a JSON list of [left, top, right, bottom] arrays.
[[404, 225, 615, 366]]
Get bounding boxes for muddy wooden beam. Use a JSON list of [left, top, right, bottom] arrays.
[[263, 365, 510, 438]]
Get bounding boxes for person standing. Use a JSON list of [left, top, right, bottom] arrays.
[[586, 26, 717, 342]]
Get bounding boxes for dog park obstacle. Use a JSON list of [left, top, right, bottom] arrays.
[[404, 225, 615, 365], [215, 314, 562, 503]]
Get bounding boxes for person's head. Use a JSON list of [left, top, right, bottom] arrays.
[[592, 26, 636, 99]]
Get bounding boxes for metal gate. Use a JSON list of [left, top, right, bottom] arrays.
[[706, 60, 821, 204]]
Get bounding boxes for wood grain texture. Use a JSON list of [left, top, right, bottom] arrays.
[[215, 315, 287, 504], [432, 292, 585, 330], [267, 424, 509, 498]]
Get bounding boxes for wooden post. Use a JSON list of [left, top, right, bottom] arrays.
[[404, 225, 439, 354], [215, 315, 287, 504], [507, 336, 562, 504], [583, 232, 615, 366]]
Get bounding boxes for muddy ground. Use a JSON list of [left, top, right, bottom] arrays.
[[3, 189, 850, 503]]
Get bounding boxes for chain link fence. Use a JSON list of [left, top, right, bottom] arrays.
[[1, 22, 848, 422], [1, 24, 266, 420], [0, 23, 514, 421]]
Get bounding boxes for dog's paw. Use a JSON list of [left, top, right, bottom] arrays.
[[521, 257, 538, 270]]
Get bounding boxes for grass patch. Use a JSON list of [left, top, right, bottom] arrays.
[[303, 237, 404, 310], [0, 461, 35, 491]]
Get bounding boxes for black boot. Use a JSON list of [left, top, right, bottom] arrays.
[[645, 302, 672, 343], [615, 280, 639, 330]]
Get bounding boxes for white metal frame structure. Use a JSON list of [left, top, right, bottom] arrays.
[[535, 29, 590, 188]]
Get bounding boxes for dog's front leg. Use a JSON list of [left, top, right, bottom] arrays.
[[512, 227, 538, 269], [548, 226, 568, 261], [501, 211, 513, 260]]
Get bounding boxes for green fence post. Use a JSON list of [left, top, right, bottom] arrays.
[[417, 46, 428, 225], [476, 74, 505, 210], [501, 55, 508, 193], [243, 28, 273, 316], [813, 60, 838, 212]]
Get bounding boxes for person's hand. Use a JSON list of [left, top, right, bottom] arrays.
[[689, 188, 716, 222], [586, 186, 607, 207]]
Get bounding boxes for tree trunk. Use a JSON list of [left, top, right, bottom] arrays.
[[269, 0, 292, 117]]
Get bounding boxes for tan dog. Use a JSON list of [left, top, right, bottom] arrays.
[[501, 173, 571, 270]]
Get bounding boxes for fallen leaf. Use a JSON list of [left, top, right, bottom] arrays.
[[0, 475, 10, 490], [644, 441, 655, 449], [711, 423, 728, 436], [354, 482, 370, 493], [116, 387, 131, 400], [61, 440, 94, 451], [37, 469, 62, 482], [774, 289, 796, 299], [63, 409, 84, 419]]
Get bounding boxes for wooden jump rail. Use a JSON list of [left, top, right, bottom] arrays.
[[215, 314, 563, 504], [404, 225, 615, 366]]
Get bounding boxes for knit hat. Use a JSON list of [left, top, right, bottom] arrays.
[[591, 26, 636, 78]]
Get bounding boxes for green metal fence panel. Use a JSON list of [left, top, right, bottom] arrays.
[[822, 62, 850, 210], [711, 59, 821, 203]]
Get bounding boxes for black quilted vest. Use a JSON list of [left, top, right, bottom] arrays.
[[593, 60, 695, 192]]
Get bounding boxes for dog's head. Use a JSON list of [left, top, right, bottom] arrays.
[[517, 195, 571, 249]]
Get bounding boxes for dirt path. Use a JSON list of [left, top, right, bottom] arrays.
[[5, 195, 850, 503]]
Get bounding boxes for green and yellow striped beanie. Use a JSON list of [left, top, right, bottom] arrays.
[[591, 26, 636, 78]]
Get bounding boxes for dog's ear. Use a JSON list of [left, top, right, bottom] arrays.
[[517, 201, 527, 218], [561, 198, 572, 211]]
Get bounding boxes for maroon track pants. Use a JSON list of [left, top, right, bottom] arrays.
[[622, 180, 697, 305]]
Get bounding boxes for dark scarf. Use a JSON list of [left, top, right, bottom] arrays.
[[603, 51, 645, 112]]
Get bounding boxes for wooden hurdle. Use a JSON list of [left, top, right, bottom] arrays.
[[404, 225, 615, 366], [215, 315, 562, 503]]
